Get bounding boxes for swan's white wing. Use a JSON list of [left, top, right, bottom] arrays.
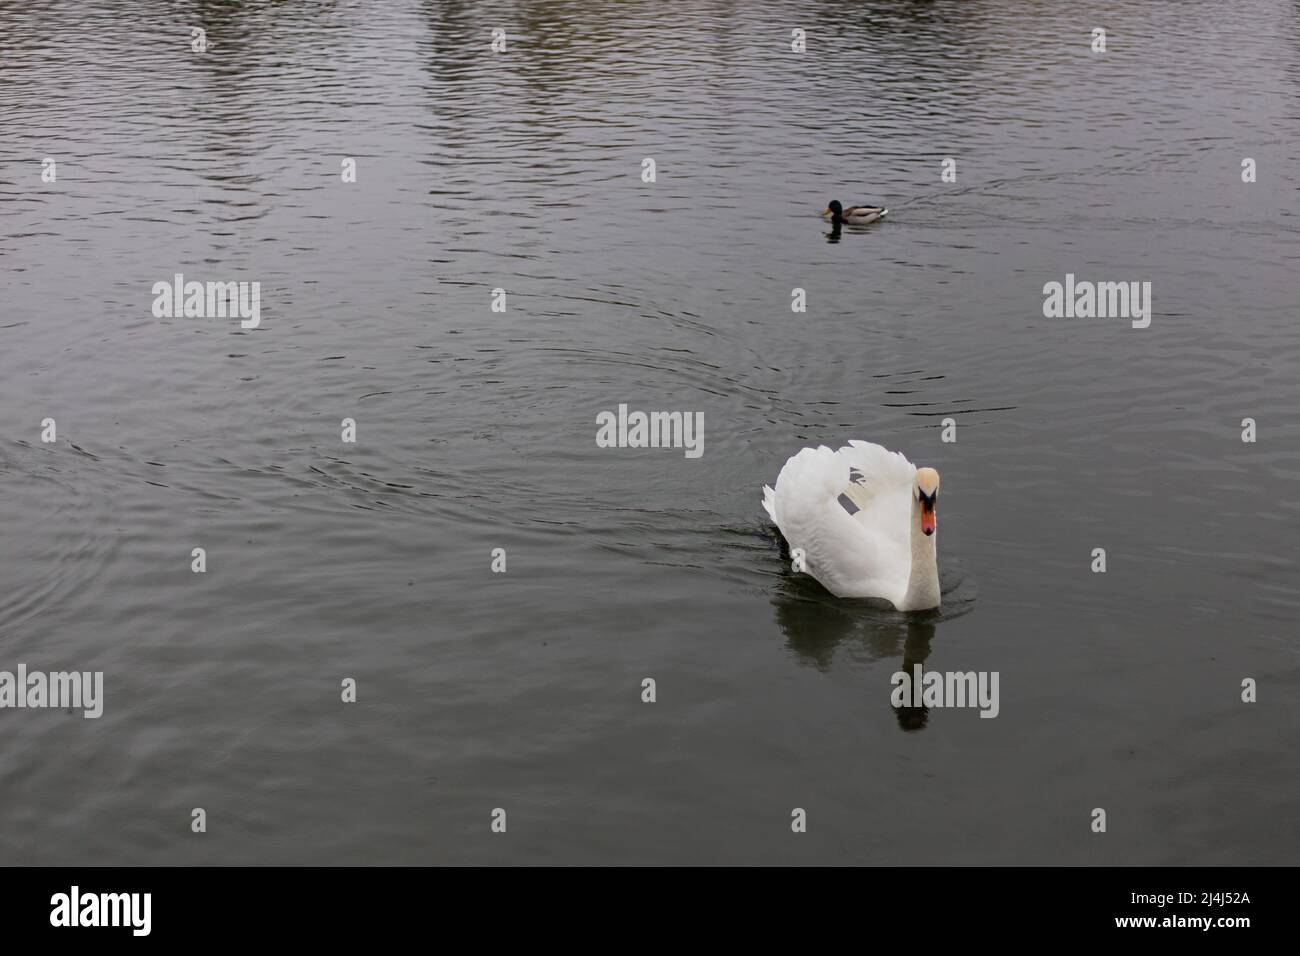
[[837, 439, 915, 544], [766, 443, 912, 602]]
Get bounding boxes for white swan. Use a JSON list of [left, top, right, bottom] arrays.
[[761, 440, 941, 610]]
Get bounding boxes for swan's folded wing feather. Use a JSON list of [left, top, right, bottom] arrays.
[[769, 444, 910, 600], [837, 440, 915, 543]]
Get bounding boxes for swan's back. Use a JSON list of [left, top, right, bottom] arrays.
[[763, 440, 916, 602]]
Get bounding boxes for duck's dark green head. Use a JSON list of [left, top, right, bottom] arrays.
[[822, 200, 843, 217]]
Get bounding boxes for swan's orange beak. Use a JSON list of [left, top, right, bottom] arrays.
[[920, 499, 936, 536]]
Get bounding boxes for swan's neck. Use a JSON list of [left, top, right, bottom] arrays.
[[900, 497, 940, 611]]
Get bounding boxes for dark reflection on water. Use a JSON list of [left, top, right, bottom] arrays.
[[769, 530, 974, 731], [773, 593, 940, 731], [1, 0, 1298, 865]]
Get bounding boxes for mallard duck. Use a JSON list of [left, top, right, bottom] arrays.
[[821, 199, 888, 225]]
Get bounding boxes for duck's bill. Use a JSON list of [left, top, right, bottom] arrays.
[[921, 506, 936, 536], [819, 208, 831, 216]]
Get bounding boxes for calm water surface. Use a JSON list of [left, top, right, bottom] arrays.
[[1, 0, 1298, 864]]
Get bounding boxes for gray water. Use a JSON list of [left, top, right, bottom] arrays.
[[2, 0, 1297, 866]]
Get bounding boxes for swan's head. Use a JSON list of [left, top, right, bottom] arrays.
[[914, 467, 940, 537]]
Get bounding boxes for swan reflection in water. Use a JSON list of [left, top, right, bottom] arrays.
[[768, 536, 973, 732]]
